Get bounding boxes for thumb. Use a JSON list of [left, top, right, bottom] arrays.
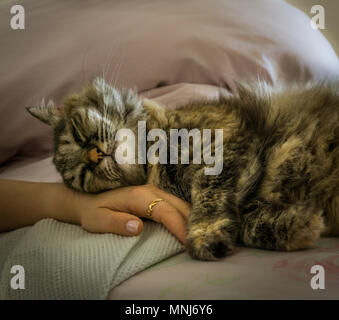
[[82, 208, 143, 236]]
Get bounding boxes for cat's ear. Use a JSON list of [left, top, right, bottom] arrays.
[[26, 99, 62, 127], [93, 77, 124, 113], [92, 77, 142, 116], [122, 87, 143, 117]]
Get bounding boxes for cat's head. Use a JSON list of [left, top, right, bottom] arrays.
[[27, 77, 147, 193]]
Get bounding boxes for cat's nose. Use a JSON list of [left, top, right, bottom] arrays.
[[88, 147, 105, 164]]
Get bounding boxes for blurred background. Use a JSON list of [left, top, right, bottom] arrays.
[[286, 0, 339, 56]]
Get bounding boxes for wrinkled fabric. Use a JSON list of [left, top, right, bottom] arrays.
[[1, 0, 339, 164]]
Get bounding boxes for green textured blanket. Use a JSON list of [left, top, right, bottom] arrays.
[[0, 219, 184, 299]]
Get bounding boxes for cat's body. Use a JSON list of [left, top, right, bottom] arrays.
[[28, 78, 339, 260]]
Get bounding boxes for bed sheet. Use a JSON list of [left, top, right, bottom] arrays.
[[109, 238, 339, 300], [2, 155, 338, 300]]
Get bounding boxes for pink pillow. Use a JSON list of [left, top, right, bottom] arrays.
[[0, 0, 338, 164]]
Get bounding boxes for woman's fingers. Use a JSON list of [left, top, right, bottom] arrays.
[[126, 192, 187, 243], [82, 208, 143, 236], [84, 204, 186, 244], [153, 187, 191, 220], [149, 200, 187, 244], [93, 184, 190, 243], [121, 185, 190, 220]]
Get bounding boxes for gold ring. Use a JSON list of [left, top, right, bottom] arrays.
[[146, 198, 164, 219]]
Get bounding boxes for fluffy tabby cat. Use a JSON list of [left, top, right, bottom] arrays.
[[27, 77, 339, 261]]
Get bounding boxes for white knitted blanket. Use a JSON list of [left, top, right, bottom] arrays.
[[0, 219, 184, 299]]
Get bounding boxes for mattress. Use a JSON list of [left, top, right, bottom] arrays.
[[1, 155, 339, 299]]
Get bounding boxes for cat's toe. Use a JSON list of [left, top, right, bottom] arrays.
[[282, 211, 324, 251], [186, 233, 234, 261], [209, 240, 233, 259], [186, 221, 235, 261]]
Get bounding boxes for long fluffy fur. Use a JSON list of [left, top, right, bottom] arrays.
[[27, 78, 339, 260]]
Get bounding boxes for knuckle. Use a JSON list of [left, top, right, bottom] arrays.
[[152, 202, 174, 222], [130, 185, 150, 198], [108, 215, 117, 228], [144, 183, 158, 193], [108, 215, 124, 234], [134, 184, 159, 199]]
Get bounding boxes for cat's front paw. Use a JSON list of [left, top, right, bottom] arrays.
[[282, 211, 324, 251], [186, 218, 235, 261]]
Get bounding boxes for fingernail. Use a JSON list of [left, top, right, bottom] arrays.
[[126, 220, 140, 234]]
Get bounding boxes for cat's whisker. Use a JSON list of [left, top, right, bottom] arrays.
[[102, 47, 116, 85], [104, 164, 116, 180], [101, 167, 111, 180], [112, 57, 123, 90], [101, 122, 105, 143], [81, 46, 90, 83], [97, 121, 102, 142], [110, 44, 124, 89], [105, 50, 116, 87], [109, 59, 119, 88]]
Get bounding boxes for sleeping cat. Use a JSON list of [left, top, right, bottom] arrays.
[[27, 77, 339, 261]]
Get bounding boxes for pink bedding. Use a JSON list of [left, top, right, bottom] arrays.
[[1, 152, 338, 300], [1, 83, 339, 299], [1, 0, 339, 299], [1, 0, 339, 165], [109, 237, 339, 299]]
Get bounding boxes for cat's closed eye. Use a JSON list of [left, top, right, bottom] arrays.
[[70, 119, 88, 147], [28, 78, 146, 193]]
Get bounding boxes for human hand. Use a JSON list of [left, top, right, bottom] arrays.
[[76, 184, 190, 244]]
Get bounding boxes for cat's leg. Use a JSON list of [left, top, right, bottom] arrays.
[[323, 196, 339, 236], [185, 170, 239, 261], [240, 200, 325, 251]]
